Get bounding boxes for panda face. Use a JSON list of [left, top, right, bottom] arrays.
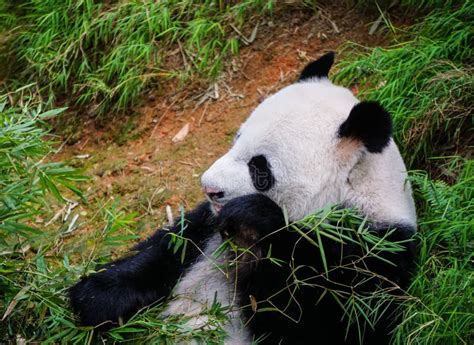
[[201, 79, 359, 219], [201, 53, 417, 226]]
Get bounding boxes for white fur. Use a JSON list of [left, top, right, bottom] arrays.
[[345, 140, 416, 227], [201, 79, 416, 227], [162, 233, 251, 344], [181, 78, 416, 344]]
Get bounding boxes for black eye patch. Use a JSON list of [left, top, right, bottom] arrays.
[[248, 155, 275, 192]]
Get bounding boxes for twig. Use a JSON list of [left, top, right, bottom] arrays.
[[150, 98, 179, 138], [222, 81, 244, 99], [45, 205, 67, 226], [198, 102, 209, 127], [177, 40, 190, 71], [317, 7, 340, 34], [369, 14, 384, 35], [63, 200, 79, 222], [63, 214, 79, 236], [166, 205, 174, 226]]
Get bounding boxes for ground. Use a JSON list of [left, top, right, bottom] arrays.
[[54, 5, 393, 245]]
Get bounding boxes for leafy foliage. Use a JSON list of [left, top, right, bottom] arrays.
[[0, 0, 275, 116], [0, 97, 226, 342], [0, 86, 86, 340], [336, 1, 473, 168], [0, 85, 85, 249], [294, 207, 412, 344], [394, 161, 473, 345]]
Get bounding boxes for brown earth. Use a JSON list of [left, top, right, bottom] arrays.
[[54, 4, 397, 243]]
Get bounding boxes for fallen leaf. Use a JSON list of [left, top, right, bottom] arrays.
[[172, 123, 190, 143], [2, 286, 29, 321], [249, 294, 258, 313]]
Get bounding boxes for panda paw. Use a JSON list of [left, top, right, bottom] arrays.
[[216, 194, 286, 245], [69, 269, 154, 329], [69, 272, 132, 329]]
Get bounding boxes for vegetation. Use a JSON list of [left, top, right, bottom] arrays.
[[0, 85, 85, 245], [336, 1, 473, 168], [0, 0, 472, 344], [0, 86, 87, 341], [395, 162, 473, 344], [0, 0, 275, 116], [0, 88, 223, 342], [336, 1, 473, 343]]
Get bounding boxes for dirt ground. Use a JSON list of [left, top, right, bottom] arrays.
[[55, 4, 394, 239]]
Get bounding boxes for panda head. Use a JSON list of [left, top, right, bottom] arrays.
[[201, 52, 416, 227]]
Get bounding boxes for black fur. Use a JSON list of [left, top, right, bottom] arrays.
[[218, 194, 416, 345], [338, 101, 393, 153], [298, 51, 335, 81], [70, 195, 416, 344], [248, 155, 275, 192], [69, 202, 215, 328]]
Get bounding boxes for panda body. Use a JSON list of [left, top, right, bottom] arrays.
[[162, 232, 251, 344], [69, 52, 417, 344]]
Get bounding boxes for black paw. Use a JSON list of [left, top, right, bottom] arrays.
[[69, 272, 129, 329], [216, 194, 286, 244], [69, 270, 157, 329]]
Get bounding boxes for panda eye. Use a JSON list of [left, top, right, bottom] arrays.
[[248, 155, 275, 192]]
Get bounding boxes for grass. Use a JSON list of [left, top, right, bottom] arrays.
[[0, 85, 87, 341], [336, 1, 473, 169], [0, 0, 276, 117], [0, 1, 473, 344], [0, 85, 85, 239], [0, 86, 228, 342], [394, 160, 473, 344]]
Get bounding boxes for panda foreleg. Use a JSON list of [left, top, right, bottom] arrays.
[[69, 201, 216, 329], [216, 195, 417, 344]]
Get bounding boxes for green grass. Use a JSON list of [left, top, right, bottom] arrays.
[[0, 85, 85, 239], [0, 86, 87, 341], [0, 86, 229, 342], [336, 1, 473, 169], [0, 0, 276, 117], [394, 160, 473, 345]]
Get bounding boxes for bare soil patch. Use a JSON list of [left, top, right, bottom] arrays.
[[54, 4, 393, 236]]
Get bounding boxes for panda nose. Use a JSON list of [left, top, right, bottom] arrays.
[[203, 187, 225, 201]]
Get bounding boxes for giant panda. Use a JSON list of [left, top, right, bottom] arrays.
[[69, 52, 417, 344]]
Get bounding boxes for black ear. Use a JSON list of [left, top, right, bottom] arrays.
[[338, 101, 392, 153], [298, 51, 335, 81]]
